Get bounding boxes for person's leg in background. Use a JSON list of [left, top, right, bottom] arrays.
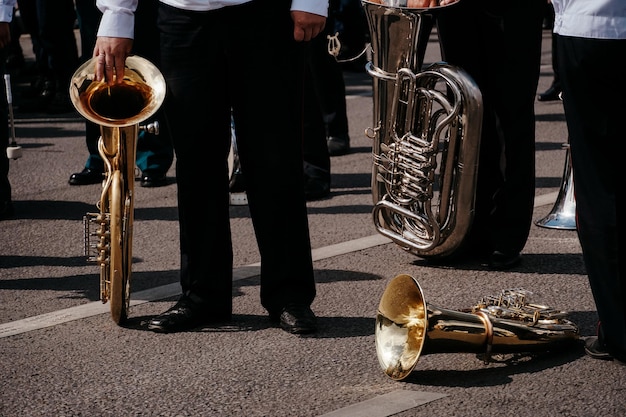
[[1, 45, 13, 219], [436, 0, 543, 269], [322, 0, 353, 156], [69, 0, 173, 187], [302, 39, 331, 201], [23, 0, 79, 114], [537, 1, 561, 102]]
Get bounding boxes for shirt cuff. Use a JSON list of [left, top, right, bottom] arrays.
[[0, 5, 14, 23], [97, 9, 135, 39], [291, 0, 328, 18]]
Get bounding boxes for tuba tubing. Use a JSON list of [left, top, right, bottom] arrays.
[[375, 274, 580, 380], [363, 0, 483, 259]]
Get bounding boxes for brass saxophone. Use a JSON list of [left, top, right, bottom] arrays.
[[363, 0, 483, 259], [70, 56, 166, 324], [376, 274, 580, 380]]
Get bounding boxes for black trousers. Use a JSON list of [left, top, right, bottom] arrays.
[[557, 35, 626, 360], [157, 0, 316, 314], [437, 0, 544, 255], [18, 0, 79, 88]]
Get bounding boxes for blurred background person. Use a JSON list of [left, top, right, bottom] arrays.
[[537, 0, 562, 102], [437, 0, 545, 269], [0, 0, 16, 220], [14, 0, 78, 114], [302, 0, 354, 200], [68, 0, 173, 187]]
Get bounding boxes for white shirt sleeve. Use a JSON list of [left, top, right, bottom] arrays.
[[291, 0, 329, 17], [0, 0, 16, 23], [96, 0, 138, 39]]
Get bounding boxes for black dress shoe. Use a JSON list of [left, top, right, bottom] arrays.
[[140, 172, 167, 188], [147, 295, 231, 333], [327, 134, 351, 156], [0, 200, 14, 220], [270, 304, 318, 334], [584, 336, 613, 360], [488, 250, 521, 270], [303, 162, 330, 201], [68, 168, 104, 185], [304, 177, 330, 201], [537, 86, 562, 102]]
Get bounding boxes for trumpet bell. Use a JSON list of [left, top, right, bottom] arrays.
[[69, 55, 166, 128]]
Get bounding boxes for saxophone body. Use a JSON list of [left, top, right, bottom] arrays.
[[363, 0, 483, 258]]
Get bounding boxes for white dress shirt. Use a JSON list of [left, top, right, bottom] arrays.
[[96, 0, 329, 39], [552, 0, 626, 39]]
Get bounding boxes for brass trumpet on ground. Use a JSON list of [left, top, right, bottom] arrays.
[[363, 0, 483, 259], [70, 55, 166, 324], [375, 274, 580, 380]]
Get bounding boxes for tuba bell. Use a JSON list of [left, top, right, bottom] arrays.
[[70, 55, 166, 324], [363, 0, 483, 259], [376, 274, 580, 380]]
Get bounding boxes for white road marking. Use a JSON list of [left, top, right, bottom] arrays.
[[0, 234, 391, 338], [317, 390, 448, 417]]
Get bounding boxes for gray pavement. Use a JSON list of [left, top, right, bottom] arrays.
[[1, 28, 625, 417]]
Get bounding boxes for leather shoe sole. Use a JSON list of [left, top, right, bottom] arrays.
[[270, 304, 318, 334], [304, 178, 330, 201], [0, 200, 14, 220], [68, 168, 104, 186], [488, 251, 521, 270], [303, 162, 330, 200]]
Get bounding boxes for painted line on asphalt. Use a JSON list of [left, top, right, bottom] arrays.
[[0, 234, 391, 339], [317, 390, 448, 417], [0, 192, 560, 340]]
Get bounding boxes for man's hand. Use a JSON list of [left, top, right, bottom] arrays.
[[291, 11, 326, 42], [93, 37, 134, 85]]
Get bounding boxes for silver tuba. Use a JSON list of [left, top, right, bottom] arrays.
[[376, 274, 580, 380], [70, 55, 166, 324], [363, 0, 483, 258]]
